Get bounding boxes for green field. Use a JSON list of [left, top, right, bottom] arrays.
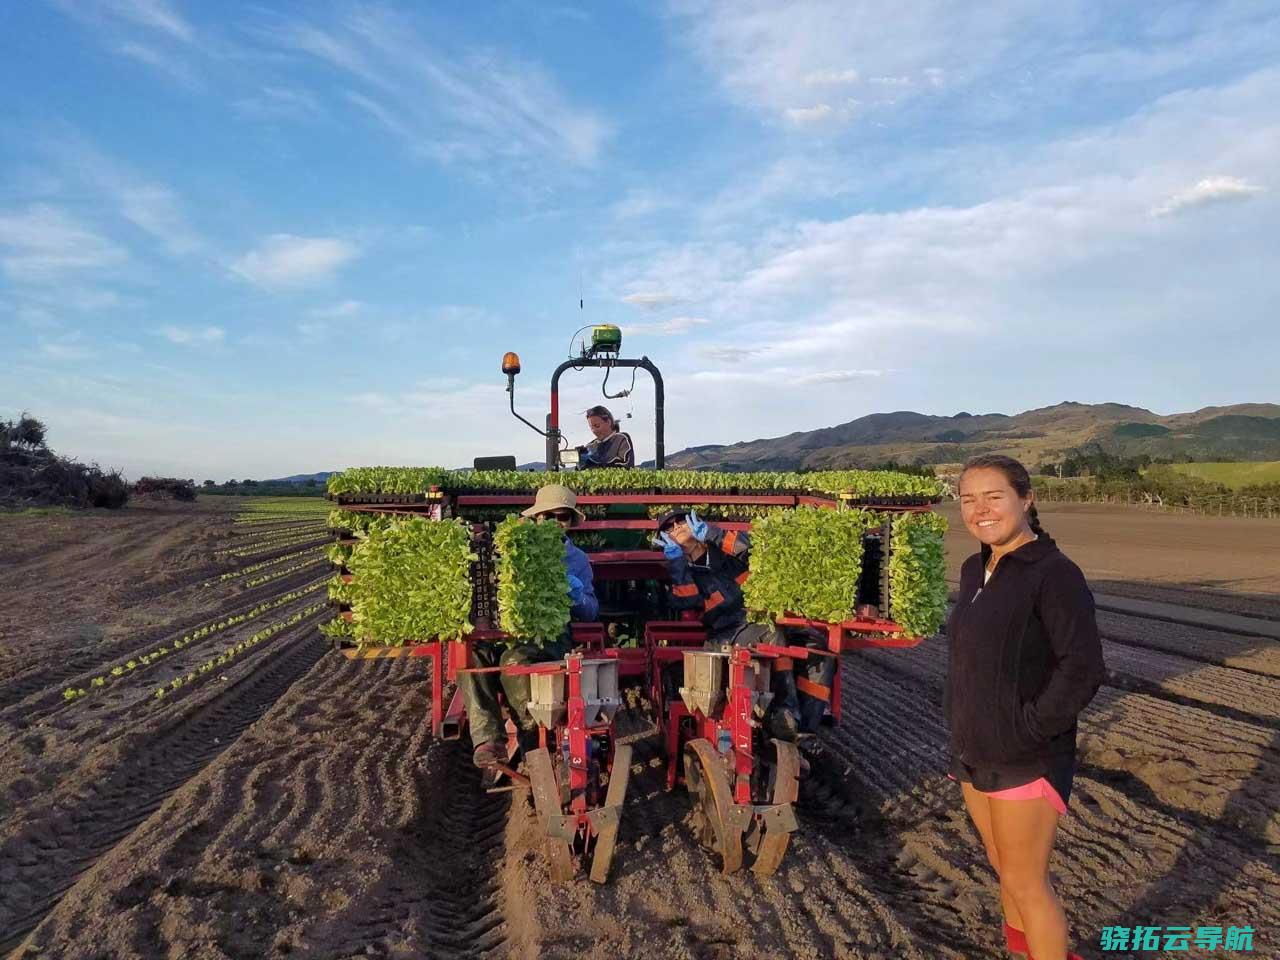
[[1165, 461, 1280, 488]]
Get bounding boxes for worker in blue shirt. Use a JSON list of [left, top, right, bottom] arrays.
[[465, 485, 598, 767]]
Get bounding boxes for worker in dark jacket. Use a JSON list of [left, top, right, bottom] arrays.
[[947, 455, 1104, 960], [464, 485, 599, 768], [657, 508, 832, 742], [577, 405, 635, 469]]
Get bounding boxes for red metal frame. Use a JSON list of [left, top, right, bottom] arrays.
[[340, 487, 937, 881], [455, 494, 807, 506], [774, 615, 924, 652]]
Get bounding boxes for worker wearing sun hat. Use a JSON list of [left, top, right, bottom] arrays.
[[464, 484, 599, 768]]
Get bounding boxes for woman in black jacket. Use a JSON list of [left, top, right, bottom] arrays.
[[947, 455, 1104, 960]]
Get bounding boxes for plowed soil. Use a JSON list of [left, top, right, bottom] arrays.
[[2, 501, 1277, 959]]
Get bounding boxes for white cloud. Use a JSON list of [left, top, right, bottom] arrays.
[[115, 41, 199, 87], [39, 134, 209, 259], [0, 205, 127, 281], [688, 366, 884, 386], [275, 8, 609, 170], [621, 291, 685, 310], [696, 344, 761, 363], [611, 189, 678, 220], [39, 333, 93, 361], [795, 369, 885, 385], [295, 321, 330, 340], [1152, 175, 1265, 217], [308, 299, 364, 319], [53, 0, 194, 42], [625, 316, 710, 336], [598, 64, 1280, 447], [351, 392, 393, 409], [667, 1, 1278, 128], [804, 69, 858, 86], [785, 104, 835, 125], [234, 86, 323, 121], [230, 235, 360, 290], [157, 325, 225, 345]]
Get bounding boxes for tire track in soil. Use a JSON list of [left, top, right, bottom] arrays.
[[1097, 609, 1280, 678], [827, 654, 1278, 945], [506, 717, 979, 958], [0, 618, 328, 954], [856, 639, 1280, 843], [1099, 640, 1280, 727], [17, 652, 511, 960], [1089, 580, 1280, 622], [334, 743, 511, 960], [0, 568, 331, 723]]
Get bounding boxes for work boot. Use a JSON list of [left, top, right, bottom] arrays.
[[472, 741, 503, 768], [516, 725, 542, 759]]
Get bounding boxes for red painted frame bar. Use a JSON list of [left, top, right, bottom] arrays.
[[727, 647, 757, 805], [774, 615, 924, 652], [573, 519, 753, 531], [454, 494, 799, 506]]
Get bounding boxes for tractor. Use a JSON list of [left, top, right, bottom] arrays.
[[327, 325, 941, 881]]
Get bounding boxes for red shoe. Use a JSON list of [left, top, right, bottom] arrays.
[[1004, 923, 1029, 955]]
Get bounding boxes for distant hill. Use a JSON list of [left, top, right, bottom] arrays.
[[661, 402, 1280, 471], [264, 471, 335, 484]]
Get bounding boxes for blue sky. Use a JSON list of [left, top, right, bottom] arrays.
[[1, 1, 1277, 480]]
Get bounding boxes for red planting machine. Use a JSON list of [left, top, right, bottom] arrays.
[[330, 326, 937, 882]]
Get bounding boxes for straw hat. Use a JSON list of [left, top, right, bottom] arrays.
[[521, 484, 585, 522]]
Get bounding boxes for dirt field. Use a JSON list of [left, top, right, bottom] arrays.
[[2, 500, 1276, 959]]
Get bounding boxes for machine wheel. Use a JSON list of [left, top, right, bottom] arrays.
[[684, 739, 744, 874], [526, 747, 575, 881], [751, 739, 800, 875], [588, 743, 633, 883]]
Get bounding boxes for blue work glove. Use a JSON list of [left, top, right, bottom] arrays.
[[567, 573, 586, 604], [686, 508, 708, 542], [658, 531, 683, 560]]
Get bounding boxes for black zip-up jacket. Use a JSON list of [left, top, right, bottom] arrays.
[[945, 536, 1105, 771]]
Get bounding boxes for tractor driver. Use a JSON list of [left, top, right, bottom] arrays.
[[575, 405, 635, 469], [656, 509, 840, 744], [463, 485, 599, 768]]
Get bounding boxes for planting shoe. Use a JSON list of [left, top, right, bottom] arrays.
[[472, 741, 503, 768]]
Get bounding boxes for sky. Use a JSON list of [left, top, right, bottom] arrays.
[[1, 1, 1277, 480]]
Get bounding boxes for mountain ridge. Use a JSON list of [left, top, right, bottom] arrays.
[[659, 402, 1280, 471]]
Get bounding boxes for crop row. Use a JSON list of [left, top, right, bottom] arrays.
[[215, 529, 330, 559], [203, 544, 326, 586], [244, 556, 327, 589], [61, 580, 330, 702], [152, 602, 329, 700], [326, 466, 946, 499], [232, 515, 328, 526], [233, 518, 326, 536], [234, 497, 332, 518]]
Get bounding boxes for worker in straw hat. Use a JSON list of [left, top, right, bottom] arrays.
[[463, 484, 599, 769]]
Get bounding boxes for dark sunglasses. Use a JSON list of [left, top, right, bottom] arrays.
[[541, 510, 576, 522]]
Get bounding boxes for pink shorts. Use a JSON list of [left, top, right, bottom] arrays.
[[949, 774, 1068, 815]]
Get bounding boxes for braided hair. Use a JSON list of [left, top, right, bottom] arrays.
[[960, 454, 1048, 538]]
